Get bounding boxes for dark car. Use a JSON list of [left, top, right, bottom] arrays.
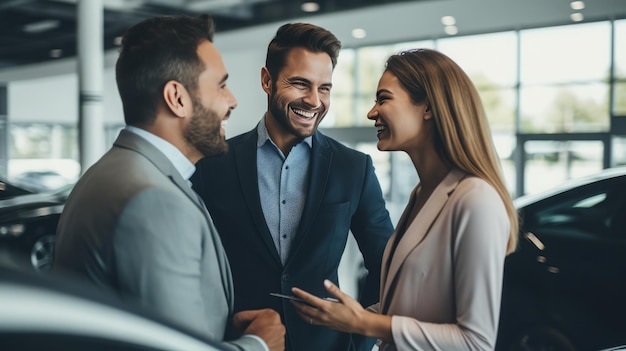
[[0, 181, 72, 272], [12, 170, 71, 193], [497, 167, 626, 351], [0, 178, 33, 199], [0, 267, 224, 351]]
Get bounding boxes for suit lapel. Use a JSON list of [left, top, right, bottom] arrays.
[[114, 129, 234, 307], [234, 131, 282, 264], [286, 132, 331, 264], [378, 186, 417, 302], [114, 130, 204, 212], [380, 169, 467, 311]]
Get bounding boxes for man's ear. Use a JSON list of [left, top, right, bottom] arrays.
[[163, 80, 189, 118], [261, 67, 272, 95]]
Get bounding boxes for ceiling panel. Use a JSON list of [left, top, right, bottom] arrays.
[[0, 0, 418, 69]]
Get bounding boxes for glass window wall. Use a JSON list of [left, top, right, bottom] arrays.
[[524, 140, 604, 195], [612, 136, 626, 166], [614, 20, 626, 116], [519, 22, 611, 133], [519, 83, 610, 133], [7, 20, 625, 198], [438, 31, 518, 133]]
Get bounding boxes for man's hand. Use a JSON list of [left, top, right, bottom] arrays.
[[233, 309, 285, 351]]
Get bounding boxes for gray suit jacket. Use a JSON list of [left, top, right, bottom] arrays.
[[54, 130, 264, 351], [372, 169, 509, 351]]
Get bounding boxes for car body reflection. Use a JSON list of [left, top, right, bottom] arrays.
[[0, 267, 224, 351], [497, 167, 626, 351], [0, 182, 72, 271]]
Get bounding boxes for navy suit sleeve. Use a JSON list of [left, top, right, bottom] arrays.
[[349, 155, 394, 351], [350, 154, 394, 306]]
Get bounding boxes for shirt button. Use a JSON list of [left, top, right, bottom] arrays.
[[281, 200, 286, 204], [282, 235, 287, 239], [282, 274, 290, 281], [285, 165, 289, 169]]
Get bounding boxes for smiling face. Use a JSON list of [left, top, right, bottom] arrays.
[[262, 47, 333, 149], [367, 70, 431, 154], [184, 40, 237, 158]]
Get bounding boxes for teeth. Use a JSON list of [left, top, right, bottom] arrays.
[[376, 125, 386, 131], [292, 108, 316, 118], [221, 120, 228, 127]]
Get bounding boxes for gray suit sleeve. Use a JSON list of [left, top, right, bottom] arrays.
[[113, 188, 266, 351]]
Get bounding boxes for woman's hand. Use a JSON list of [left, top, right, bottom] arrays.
[[291, 279, 366, 334]]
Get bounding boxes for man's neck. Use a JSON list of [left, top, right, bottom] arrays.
[[264, 114, 302, 157]]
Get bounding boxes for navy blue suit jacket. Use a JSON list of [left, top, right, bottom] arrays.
[[192, 127, 393, 351]]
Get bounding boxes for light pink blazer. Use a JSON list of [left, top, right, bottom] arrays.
[[371, 168, 509, 351]]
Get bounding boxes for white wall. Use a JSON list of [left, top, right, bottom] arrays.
[[7, 68, 124, 124], [8, 74, 78, 124], [216, 45, 268, 137]]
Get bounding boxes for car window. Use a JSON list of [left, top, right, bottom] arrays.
[[0, 180, 33, 199], [526, 178, 625, 240]]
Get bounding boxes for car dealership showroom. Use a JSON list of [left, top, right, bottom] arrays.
[[1, 0, 626, 350]]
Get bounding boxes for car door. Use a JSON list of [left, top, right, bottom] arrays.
[[515, 175, 626, 349]]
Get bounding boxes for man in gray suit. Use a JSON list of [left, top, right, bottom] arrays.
[[54, 15, 285, 351]]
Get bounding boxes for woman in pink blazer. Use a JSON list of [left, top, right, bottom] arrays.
[[291, 49, 519, 350]]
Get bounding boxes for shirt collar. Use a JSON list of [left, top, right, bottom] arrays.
[[256, 114, 313, 149], [124, 125, 196, 182]]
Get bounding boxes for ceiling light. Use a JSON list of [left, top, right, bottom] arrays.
[[23, 19, 60, 33], [351, 28, 367, 39], [570, 12, 584, 21], [444, 25, 458, 35], [301, 2, 320, 12], [49, 49, 63, 58], [570, 1, 585, 10], [441, 16, 456, 26]]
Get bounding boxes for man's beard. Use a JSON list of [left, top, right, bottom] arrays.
[[268, 95, 297, 136], [184, 96, 228, 158], [268, 87, 322, 140]]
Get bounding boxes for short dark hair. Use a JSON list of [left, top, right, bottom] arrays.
[[116, 15, 215, 126], [265, 22, 341, 81]]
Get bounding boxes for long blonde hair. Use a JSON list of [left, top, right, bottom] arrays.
[[386, 49, 518, 253]]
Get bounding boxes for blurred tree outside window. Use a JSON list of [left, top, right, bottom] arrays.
[[325, 49, 355, 128], [614, 20, 626, 116], [437, 31, 517, 135], [520, 84, 610, 133], [7, 123, 123, 190], [9, 124, 77, 159], [519, 22, 611, 133], [8, 123, 79, 191]]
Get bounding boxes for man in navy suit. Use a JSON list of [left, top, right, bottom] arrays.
[[192, 22, 393, 351]]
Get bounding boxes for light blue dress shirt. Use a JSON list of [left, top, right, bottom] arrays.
[[257, 117, 312, 265], [124, 126, 195, 185]]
